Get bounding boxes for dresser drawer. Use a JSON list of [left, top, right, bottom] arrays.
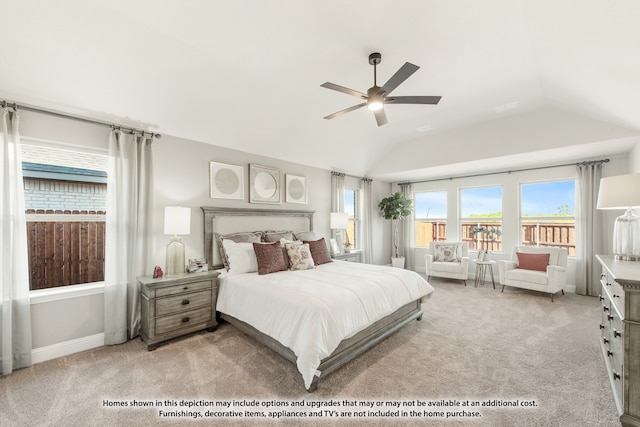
[[156, 289, 212, 316], [602, 272, 625, 314], [155, 306, 213, 335], [155, 279, 212, 298]]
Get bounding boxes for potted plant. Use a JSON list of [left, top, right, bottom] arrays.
[[469, 226, 502, 258], [378, 192, 414, 268], [343, 242, 353, 253]]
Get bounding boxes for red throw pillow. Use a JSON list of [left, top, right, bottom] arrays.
[[253, 242, 288, 275], [304, 238, 333, 265], [516, 252, 550, 272]]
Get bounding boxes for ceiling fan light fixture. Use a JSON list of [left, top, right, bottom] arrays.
[[367, 86, 384, 111], [367, 99, 383, 111]]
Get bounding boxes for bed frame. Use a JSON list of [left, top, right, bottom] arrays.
[[201, 206, 423, 392]]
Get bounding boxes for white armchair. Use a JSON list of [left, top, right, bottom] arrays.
[[425, 242, 469, 285], [498, 246, 567, 302]]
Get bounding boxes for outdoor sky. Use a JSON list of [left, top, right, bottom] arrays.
[[414, 180, 575, 218]]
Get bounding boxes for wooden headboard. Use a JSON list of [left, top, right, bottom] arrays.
[[201, 207, 315, 269]]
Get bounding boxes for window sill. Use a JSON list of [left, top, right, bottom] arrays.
[[30, 282, 105, 305]]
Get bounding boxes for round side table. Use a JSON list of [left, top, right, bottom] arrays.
[[474, 260, 496, 288]]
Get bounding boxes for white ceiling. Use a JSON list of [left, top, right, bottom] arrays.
[[2, 0, 639, 181]]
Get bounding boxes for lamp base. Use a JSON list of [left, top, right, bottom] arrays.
[[166, 236, 185, 275], [613, 209, 640, 262]]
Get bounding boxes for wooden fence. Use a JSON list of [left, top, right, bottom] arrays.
[[26, 209, 106, 290], [416, 221, 576, 255]]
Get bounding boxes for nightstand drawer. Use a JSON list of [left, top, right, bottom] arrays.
[[156, 306, 213, 335], [155, 280, 212, 298], [156, 290, 212, 316]]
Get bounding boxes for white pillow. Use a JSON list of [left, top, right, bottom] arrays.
[[222, 239, 258, 274]]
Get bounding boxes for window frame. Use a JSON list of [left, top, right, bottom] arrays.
[[459, 185, 503, 251], [519, 179, 576, 256], [21, 138, 108, 295], [413, 190, 447, 248], [343, 187, 360, 249]]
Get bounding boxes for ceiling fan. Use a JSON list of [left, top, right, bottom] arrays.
[[321, 52, 441, 126]]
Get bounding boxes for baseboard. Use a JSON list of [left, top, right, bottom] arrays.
[[31, 333, 104, 364]]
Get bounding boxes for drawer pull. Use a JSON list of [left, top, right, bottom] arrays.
[[607, 314, 614, 321], [182, 299, 190, 305], [183, 286, 189, 291], [599, 324, 605, 330], [599, 294, 604, 301], [603, 305, 609, 312], [613, 294, 619, 298], [181, 316, 190, 323], [613, 329, 621, 338], [607, 349, 614, 358], [603, 337, 609, 344], [613, 371, 621, 381]]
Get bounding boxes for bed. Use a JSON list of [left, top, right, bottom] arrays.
[[202, 207, 434, 391]]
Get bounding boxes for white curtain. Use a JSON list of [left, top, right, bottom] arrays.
[[399, 182, 413, 269], [575, 162, 605, 296], [360, 178, 373, 264], [1, 107, 32, 374], [330, 172, 345, 240], [104, 130, 154, 344]]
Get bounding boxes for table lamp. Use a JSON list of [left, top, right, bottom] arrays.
[[330, 212, 349, 252], [164, 206, 191, 275], [597, 173, 640, 261]]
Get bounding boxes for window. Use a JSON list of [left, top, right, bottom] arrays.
[[460, 186, 503, 251], [520, 180, 575, 256], [22, 143, 108, 291], [414, 190, 447, 247], [344, 188, 359, 248]]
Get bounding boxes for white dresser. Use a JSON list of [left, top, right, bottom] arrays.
[[596, 255, 640, 427]]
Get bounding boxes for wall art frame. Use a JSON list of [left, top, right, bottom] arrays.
[[249, 164, 281, 204], [209, 161, 244, 200], [285, 174, 307, 204]]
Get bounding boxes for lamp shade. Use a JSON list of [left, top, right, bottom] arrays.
[[597, 173, 640, 210], [164, 206, 191, 235], [330, 212, 349, 229]]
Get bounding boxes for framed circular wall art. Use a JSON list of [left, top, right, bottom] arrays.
[[286, 174, 307, 204], [210, 161, 244, 200], [249, 164, 281, 204]]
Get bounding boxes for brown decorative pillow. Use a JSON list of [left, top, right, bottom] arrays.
[[263, 230, 294, 242], [215, 231, 262, 269], [516, 252, 550, 272], [285, 242, 315, 271], [304, 238, 333, 265], [253, 242, 287, 275]]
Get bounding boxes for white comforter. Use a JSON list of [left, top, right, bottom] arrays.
[[216, 260, 434, 389]]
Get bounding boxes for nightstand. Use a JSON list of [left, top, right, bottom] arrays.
[[139, 270, 219, 351], [332, 250, 362, 263]]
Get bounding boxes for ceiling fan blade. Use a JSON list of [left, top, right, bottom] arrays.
[[321, 82, 367, 99], [323, 103, 366, 120], [386, 95, 442, 105], [380, 62, 420, 95], [374, 108, 388, 126]]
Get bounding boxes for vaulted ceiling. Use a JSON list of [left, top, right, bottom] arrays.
[[2, 0, 639, 181]]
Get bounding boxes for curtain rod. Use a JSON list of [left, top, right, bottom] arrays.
[[396, 158, 610, 186], [1, 99, 162, 139], [332, 171, 372, 182]]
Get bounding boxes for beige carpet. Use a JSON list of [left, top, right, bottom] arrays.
[[0, 278, 621, 426]]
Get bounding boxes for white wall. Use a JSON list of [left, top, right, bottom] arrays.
[[152, 134, 390, 268]]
